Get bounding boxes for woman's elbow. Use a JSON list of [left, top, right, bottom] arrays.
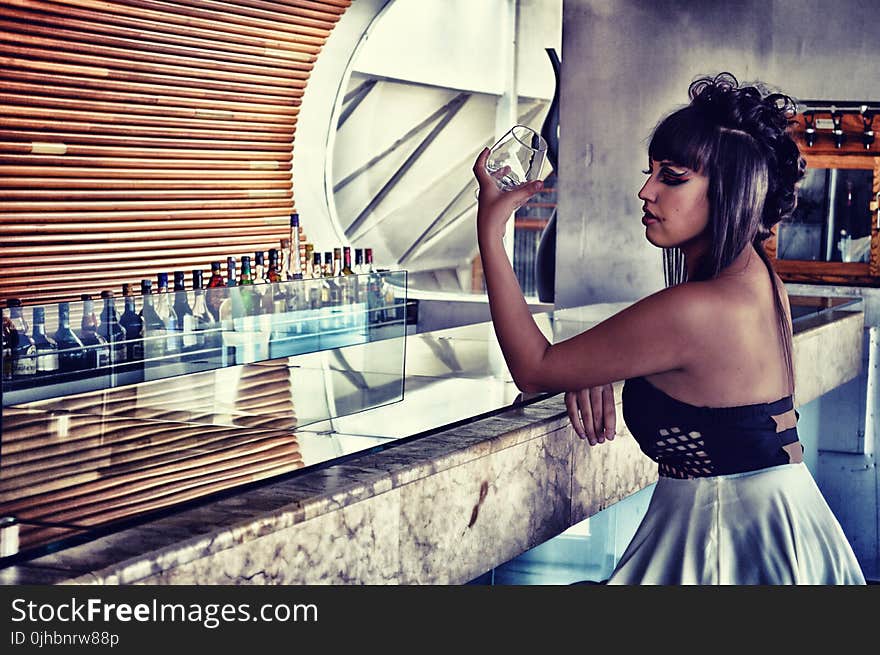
[[513, 374, 546, 394]]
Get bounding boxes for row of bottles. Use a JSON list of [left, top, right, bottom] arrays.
[[3, 294, 119, 381], [2, 257, 402, 384]]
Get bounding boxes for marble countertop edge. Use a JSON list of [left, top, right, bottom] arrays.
[[5, 394, 574, 584]]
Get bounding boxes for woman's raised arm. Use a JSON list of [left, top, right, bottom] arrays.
[[474, 148, 711, 393]]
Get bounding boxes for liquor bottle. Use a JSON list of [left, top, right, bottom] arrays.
[[289, 214, 304, 280], [267, 249, 282, 283], [98, 290, 127, 366], [205, 261, 225, 322], [304, 243, 314, 279], [252, 252, 272, 333], [341, 247, 355, 276], [79, 294, 110, 370], [239, 256, 254, 286], [190, 269, 216, 352], [207, 261, 224, 288], [321, 252, 335, 305], [280, 249, 304, 334], [53, 301, 87, 373], [155, 273, 182, 354], [139, 279, 166, 362], [365, 249, 385, 325], [2, 306, 14, 380], [6, 299, 36, 378], [342, 246, 357, 302], [279, 238, 292, 281], [31, 307, 59, 375], [221, 256, 245, 324], [264, 249, 283, 320], [254, 251, 268, 284], [329, 251, 346, 328], [308, 251, 323, 311], [340, 246, 356, 325], [333, 248, 343, 277], [119, 284, 144, 362], [173, 272, 196, 349], [225, 257, 237, 287], [239, 255, 261, 317], [354, 248, 368, 314]]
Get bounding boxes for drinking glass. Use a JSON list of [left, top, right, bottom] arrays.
[[482, 125, 548, 193]]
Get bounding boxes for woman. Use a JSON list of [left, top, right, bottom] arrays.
[[472, 72, 865, 585]]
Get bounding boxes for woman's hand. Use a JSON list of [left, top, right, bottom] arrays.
[[473, 148, 543, 240], [565, 384, 617, 446]]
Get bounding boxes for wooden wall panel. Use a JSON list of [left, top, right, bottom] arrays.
[[0, 0, 351, 304]]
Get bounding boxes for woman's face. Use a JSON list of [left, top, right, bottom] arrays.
[[638, 158, 710, 249]]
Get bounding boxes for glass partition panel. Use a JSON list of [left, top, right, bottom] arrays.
[[2, 271, 407, 407], [0, 272, 406, 565]]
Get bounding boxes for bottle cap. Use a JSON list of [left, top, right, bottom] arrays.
[[173, 271, 186, 289], [80, 293, 92, 301], [290, 213, 299, 227], [211, 261, 222, 271], [140, 279, 152, 294], [122, 283, 131, 296], [6, 298, 22, 307], [100, 290, 114, 298], [255, 251, 264, 264], [192, 269, 204, 289], [157, 272, 168, 287]]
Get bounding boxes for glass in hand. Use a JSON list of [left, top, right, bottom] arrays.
[[485, 125, 548, 191]]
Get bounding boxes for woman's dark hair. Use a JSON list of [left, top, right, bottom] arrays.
[[652, 72, 806, 392]]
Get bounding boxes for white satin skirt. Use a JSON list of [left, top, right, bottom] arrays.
[[607, 463, 866, 585]]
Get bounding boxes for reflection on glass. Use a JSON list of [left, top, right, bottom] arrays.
[[0, 407, 305, 559], [778, 167, 873, 262]]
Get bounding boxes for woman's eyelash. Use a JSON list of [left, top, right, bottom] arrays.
[[642, 167, 689, 185]]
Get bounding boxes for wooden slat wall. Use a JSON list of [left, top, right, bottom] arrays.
[[0, 0, 351, 304]]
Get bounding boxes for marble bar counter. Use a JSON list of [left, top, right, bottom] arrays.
[[0, 295, 865, 585]]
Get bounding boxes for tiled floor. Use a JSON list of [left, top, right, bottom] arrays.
[[472, 327, 879, 585]]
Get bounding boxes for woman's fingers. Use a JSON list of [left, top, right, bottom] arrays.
[[473, 148, 493, 185], [575, 388, 597, 445], [602, 383, 617, 440], [565, 390, 595, 445], [565, 392, 585, 440], [566, 386, 618, 447], [589, 386, 605, 443]]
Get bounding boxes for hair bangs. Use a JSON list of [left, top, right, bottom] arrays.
[[648, 107, 716, 174]]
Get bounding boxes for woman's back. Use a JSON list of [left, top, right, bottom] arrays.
[[640, 246, 793, 409]]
